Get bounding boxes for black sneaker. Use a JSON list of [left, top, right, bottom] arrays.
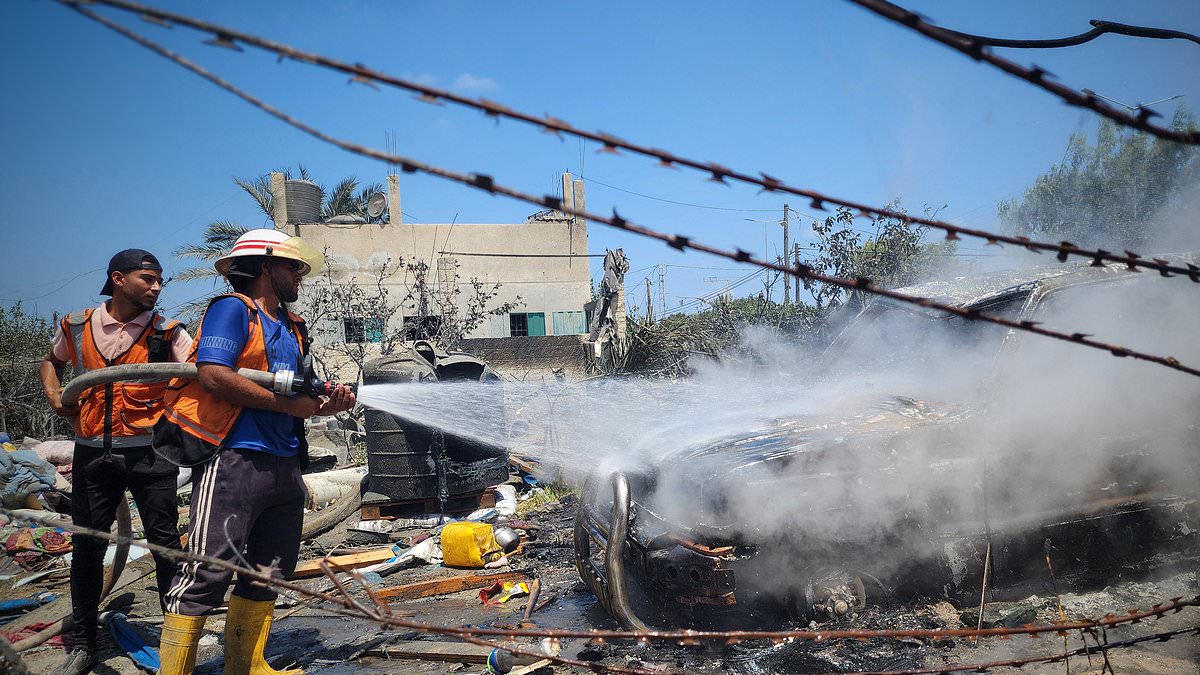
[[49, 648, 97, 675]]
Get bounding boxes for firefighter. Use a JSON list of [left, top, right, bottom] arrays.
[[153, 229, 355, 675], [39, 249, 192, 675]]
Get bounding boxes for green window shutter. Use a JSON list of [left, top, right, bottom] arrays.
[[552, 311, 586, 334], [526, 312, 546, 336]]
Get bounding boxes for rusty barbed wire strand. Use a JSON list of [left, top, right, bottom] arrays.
[[847, 0, 1200, 145], [57, 0, 1200, 283], [53, 1, 1200, 381], [940, 19, 1200, 50], [852, 624, 1200, 675], [3, 509, 1197, 646]]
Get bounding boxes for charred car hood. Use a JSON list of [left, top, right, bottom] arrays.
[[630, 396, 970, 544]]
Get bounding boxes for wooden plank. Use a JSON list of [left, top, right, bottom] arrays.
[[511, 659, 553, 674], [362, 640, 493, 664], [288, 547, 398, 579], [508, 454, 540, 475], [374, 571, 526, 602]]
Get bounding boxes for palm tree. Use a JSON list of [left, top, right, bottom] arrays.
[[321, 176, 386, 221], [171, 166, 379, 320]]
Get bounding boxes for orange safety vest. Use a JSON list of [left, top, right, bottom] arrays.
[[61, 307, 181, 448], [160, 293, 308, 449]]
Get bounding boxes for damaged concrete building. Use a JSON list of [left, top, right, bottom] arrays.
[[268, 171, 594, 381]]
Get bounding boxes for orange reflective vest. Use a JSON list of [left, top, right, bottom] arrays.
[[160, 293, 308, 449], [61, 308, 181, 448]]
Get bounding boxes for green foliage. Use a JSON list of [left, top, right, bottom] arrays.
[[999, 109, 1200, 248], [300, 252, 523, 383], [174, 168, 390, 320], [806, 203, 959, 310], [622, 201, 959, 377], [624, 296, 819, 377], [0, 303, 67, 439]]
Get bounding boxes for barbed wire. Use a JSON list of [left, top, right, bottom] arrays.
[[847, 0, 1200, 145], [940, 20, 1200, 50], [4, 509, 1197, 644], [54, 0, 1200, 381], [854, 625, 1200, 675], [9, 506, 1200, 667], [60, 0, 1200, 283]]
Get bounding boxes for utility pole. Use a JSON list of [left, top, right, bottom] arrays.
[[782, 204, 790, 304], [657, 264, 667, 317], [794, 242, 802, 304], [645, 277, 654, 323]]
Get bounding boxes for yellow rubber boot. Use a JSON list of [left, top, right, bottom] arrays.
[[223, 595, 302, 675], [158, 613, 207, 675]]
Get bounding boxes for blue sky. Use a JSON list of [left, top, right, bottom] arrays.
[[2, 0, 1197, 318]]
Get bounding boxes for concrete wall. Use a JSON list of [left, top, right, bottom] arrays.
[[459, 335, 588, 383], [283, 173, 591, 340]]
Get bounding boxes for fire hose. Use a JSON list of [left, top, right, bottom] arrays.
[[15, 361, 355, 651]]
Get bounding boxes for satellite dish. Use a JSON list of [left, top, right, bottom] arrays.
[[366, 192, 388, 219]]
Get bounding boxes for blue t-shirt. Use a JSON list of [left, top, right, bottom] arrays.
[[194, 297, 302, 457]]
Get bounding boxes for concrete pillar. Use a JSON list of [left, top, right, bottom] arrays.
[[387, 174, 402, 225], [572, 179, 587, 253], [560, 171, 574, 217], [270, 172, 289, 233]]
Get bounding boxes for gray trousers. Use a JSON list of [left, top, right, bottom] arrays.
[[164, 448, 305, 616]]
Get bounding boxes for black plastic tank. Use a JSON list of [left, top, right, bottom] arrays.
[[363, 342, 508, 502]]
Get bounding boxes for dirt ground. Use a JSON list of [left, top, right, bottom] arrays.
[[8, 488, 1200, 675]]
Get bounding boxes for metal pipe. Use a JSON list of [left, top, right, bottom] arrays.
[[60, 363, 277, 407], [605, 472, 647, 630]]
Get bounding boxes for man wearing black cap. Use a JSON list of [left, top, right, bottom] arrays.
[[39, 249, 193, 675]]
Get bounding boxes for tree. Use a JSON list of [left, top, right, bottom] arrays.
[[620, 201, 961, 377], [623, 296, 819, 377], [300, 252, 522, 383], [998, 109, 1200, 249], [173, 168, 388, 319], [805, 202, 959, 311], [0, 303, 68, 440]]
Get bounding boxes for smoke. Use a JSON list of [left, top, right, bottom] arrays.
[[360, 261, 1200, 521], [357, 248, 1200, 596]]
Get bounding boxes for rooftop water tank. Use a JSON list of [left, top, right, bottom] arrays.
[[285, 179, 322, 224]]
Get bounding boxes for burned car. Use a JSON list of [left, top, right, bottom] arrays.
[[575, 258, 1200, 629]]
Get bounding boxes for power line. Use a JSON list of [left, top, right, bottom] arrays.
[[664, 264, 760, 271], [66, 0, 1200, 281], [61, 2, 1200, 380], [582, 176, 778, 212], [438, 251, 604, 258], [0, 267, 106, 303], [672, 267, 767, 314]]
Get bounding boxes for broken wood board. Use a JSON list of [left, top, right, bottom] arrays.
[[508, 454, 540, 476], [374, 571, 527, 602], [289, 547, 398, 579], [511, 659, 553, 674], [363, 640, 492, 664]]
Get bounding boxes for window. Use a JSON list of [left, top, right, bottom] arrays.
[[552, 311, 587, 335], [343, 316, 384, 343], [509, 313, 528, 337], [401, 315, 442, 341], [509, 312, 546, 337]]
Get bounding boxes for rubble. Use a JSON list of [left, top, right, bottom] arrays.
[[4, 383, 1198, 674]]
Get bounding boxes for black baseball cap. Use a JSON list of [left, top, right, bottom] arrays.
[[101, 249, 163, 296]]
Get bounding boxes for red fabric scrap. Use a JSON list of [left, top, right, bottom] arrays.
[[1, 622, 64, 646]]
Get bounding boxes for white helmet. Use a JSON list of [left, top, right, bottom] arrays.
[[214, 228, 323, 278]]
